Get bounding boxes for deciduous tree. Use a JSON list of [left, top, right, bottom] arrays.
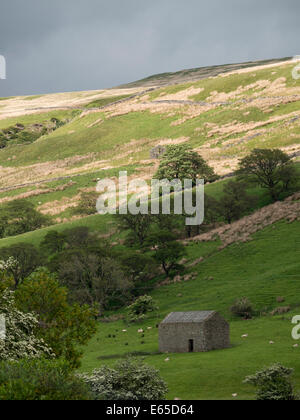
[[237, 149, 297, 201], [15, 268, 97, 368], [155, 145, 216, 185], [146, 230, 186, 276]]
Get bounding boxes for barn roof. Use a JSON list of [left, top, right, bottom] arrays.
[[161, 311, 216, 324]]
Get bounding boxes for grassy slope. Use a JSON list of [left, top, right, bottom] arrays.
[[1, 102, 298, 167], [0, 110, 78, 131], [148, 62, 298, 100], [0, 174, 275, 249], [0, 161, 298, 248], [0, 213, 113, 248], [0, 192, 298, 399], [0, 61, 298, 223], [84, 94, 133, 109], [0, 62, 299, 169], [121, 57, 290, 88], [0, 164, 139, 222], [80, 220, 300, 400], [0, 111, 180, 166]]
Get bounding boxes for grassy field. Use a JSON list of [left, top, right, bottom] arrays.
[[0, 190, 298, 399], [80, 316, 300, 400], [79, 220, 300, 400]]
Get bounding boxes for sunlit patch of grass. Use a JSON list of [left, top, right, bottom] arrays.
[[84, 94, 133, 109], [0, 109, 79, 131]]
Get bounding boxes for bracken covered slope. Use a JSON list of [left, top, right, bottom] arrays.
[[0, 57, 299, 224]]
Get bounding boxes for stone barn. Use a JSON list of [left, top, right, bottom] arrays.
[[159, 311, 230, 353], [149, 145, 166, 159]]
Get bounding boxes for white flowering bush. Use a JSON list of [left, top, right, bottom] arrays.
[[244, 364, 297, 400], [0, 257, 19, 289], [0, 257, 19, 273], [0, 290, 54, 361], [127, 295, 157, 323], [80, 358, 168, 400]]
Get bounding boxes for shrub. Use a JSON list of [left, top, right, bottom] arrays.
[[72, 192, 99, 216], [15, 268, 98, 368], [244, 364, 297, 400], [0, 290, 53, 361], [63, 226, 95, 248], [0, 119, 66, 150], [55, 249, 130, 312], [146, 230, 186, 276], [0, 257, 17, 291], [237, 148, 297, 201], [230, 297, 254, 319], [80, 358, 168, 400], [0, 243, 42, 288], [0, 199, 50, 239], [40, 231, 66, 255], [0, 359, 91, 400], [219, 180, 257, 224], [127, 295, 157, 322], [118, 250, 158, 296], [116, 213, 153, 247]]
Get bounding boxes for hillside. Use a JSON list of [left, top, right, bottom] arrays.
[[78, 218, 300, 400], [0, 57, 299, 227], [0, 57, 299, 400], [1, 182, 299, 399], [119, 57, 291, 88]]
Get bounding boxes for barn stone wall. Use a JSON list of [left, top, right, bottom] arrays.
[[159, 322, 207, 353], [159, 313, 230, 353], [203, 313, 230, 351]]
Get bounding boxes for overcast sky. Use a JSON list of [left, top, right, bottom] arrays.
[[0, 0, 299, 97]]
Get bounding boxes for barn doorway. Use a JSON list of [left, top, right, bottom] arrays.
[[189, 339, 194, 353]]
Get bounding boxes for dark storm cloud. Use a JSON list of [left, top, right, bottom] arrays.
[[0, 0, 299, 96]]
